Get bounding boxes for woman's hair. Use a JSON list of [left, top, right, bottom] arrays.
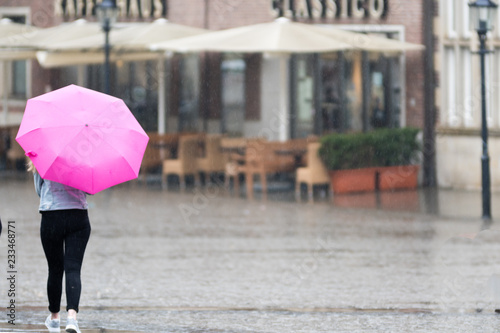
[[26, 159, 37, 174]]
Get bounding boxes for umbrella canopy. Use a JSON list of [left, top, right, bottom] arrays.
[[0, 18, 38, 36], [34, 19, 208, 136], [16, 84, 149, 194], [314, 27, 424, 54], [151, 17, 423, 54], [152, 17, 357, 141], [35, 50, 160, 68], [0, 19, 103, 50], [0, 18, 40, 60], [151, 17, 354, 54], [41, 18, 207, 52], [0, 19, 40, 126], [35, 18, 208, 68]]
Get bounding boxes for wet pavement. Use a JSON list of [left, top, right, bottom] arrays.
[[2, 174, 500, 332]]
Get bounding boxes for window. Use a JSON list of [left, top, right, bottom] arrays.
[[445, 0, 457, 38], [0, 10, 30, 101], [461, 48, 473, 127], [486, 50, 493, 126], [445, 47, 457, 127], [221, 56, 245, 136], [11, 61, 27, 98], [461, 0, 471, 38], [178, 54, 200, 132]]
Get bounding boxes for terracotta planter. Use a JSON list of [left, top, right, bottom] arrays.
[[332, 192, 377, 209], [377, 165, 419, 191], [379, 190, 420, 211], [329, 168, 378, 194]]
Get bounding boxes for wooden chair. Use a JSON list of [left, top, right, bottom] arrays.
[[139, 134, 163, 182], [295, 142, 331, 201], [245, 140, 295, 199], [139, 133, 180, 183], [286, 135, 319, 166], [197, 134, 225, 183], [221, 137, 251, 193], [162, 135, 200, 190]]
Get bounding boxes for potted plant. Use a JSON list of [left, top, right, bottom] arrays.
[[372, 128, 421, 191], [319, 131, 378, 194], [318, 128, 421, 194]]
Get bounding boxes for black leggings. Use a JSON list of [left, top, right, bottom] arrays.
[[40, 210, 91, 313]]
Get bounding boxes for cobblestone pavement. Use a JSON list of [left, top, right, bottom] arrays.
[[2, 176, 500, 332]]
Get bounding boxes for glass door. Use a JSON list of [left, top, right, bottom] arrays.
[[293, 54, 315, 138], [221, 56, 245, 136], [178, 54, 200, 132]]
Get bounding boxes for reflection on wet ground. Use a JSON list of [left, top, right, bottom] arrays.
[[2, 175, 500, 332]]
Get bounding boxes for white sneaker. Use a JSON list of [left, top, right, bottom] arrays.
[[65, 317, 81, 333], [45, 314, 60, 332]]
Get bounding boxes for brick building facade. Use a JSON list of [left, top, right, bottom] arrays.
[[166, 0, 427, 131], [0, 0, 430, 146]]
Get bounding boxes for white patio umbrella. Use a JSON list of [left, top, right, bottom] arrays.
[[0, 18, 105, 51], [36, 18, 207, 66], [0, 19, 114, 84], [35, 18, 208, 134], [0, 18, 40, 60], [314, 27, 424, 54], [152, 17, 354, 54], [151, 17, 423, 140], [0, 18, 39, 125], [0, 18, 37, 36], [39, 18, 207, 52], [152, 17, 357, 140], [151, 17, 423, 54], [0, 19, 105, 126]]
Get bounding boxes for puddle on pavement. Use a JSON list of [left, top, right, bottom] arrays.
[[0, 323, 141, 332]]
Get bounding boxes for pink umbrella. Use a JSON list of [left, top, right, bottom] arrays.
[[16, 84, 149, 194]]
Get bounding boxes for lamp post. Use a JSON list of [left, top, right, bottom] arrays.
[[469, 0, 498, 221], [96, 0, 119, 95]]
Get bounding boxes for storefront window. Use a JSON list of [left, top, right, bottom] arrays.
[[368, 54, 400, 129], [319, 52, 358, 133], [116, 61, 159, 132], [2, 14, 28, 100], [221, 56, 245, 136], [178, 54, 200, 132], [294, 54, 315, 138], [83, 60, 159, 132], [318, 48, 401, 134], [346, 52, 362, 131], [11, 60, 26, 98], [320, 53, 347, 133]]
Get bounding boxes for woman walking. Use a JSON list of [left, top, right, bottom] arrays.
[[28, 160, 91, 333]]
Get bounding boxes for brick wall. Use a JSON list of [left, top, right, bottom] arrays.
[[385, 0, 425, 128], [168, 0, 272, 29]]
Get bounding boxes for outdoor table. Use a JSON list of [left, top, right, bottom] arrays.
[[220, 146, 245, 155], [274, 148, 307, 167]]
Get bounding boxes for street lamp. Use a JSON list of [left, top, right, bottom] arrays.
[[469, 0, 498, 221], [96, 0, 119, 94]]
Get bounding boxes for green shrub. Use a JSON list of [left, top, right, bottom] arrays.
[[319, 128, 421, 170]]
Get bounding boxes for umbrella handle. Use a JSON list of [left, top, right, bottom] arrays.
[[25, 151, 37, 157]]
